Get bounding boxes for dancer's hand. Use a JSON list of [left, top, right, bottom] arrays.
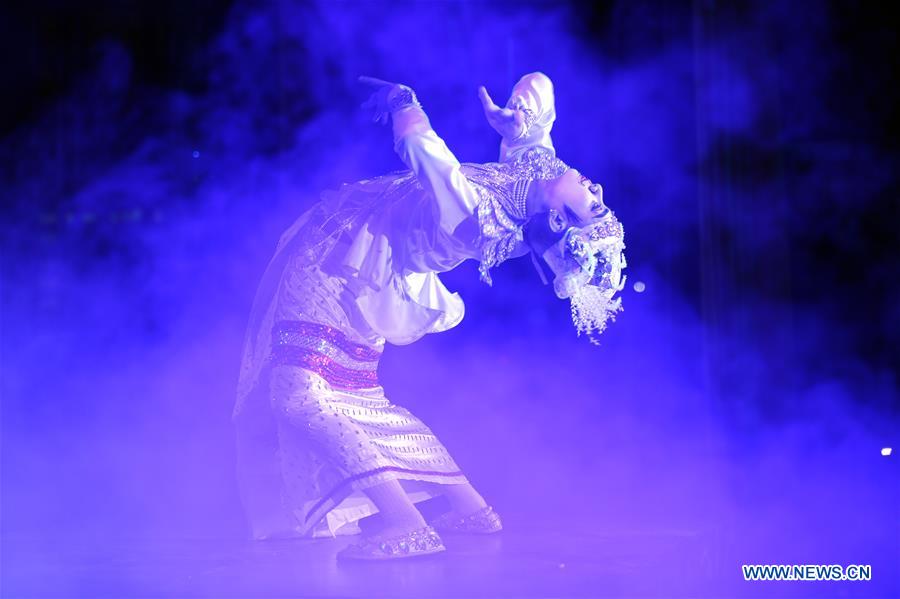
[[478, 85, 527, 140], [359, 76, 415, 125]]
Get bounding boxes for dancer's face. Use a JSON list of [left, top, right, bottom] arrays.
[[529, 170, 619, 298], [543, 169, 608, 228]]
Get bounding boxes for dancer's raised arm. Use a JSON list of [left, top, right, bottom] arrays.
[[478, 71, 557, 162], [359, 76, 479, 236]]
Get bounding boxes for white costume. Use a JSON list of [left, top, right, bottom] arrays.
[[232, 73, 623, 539]]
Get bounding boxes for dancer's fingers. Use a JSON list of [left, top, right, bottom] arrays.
[[477, 86, 498, 113], [358, 75, 394, 89]]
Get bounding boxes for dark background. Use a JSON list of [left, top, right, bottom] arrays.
[[2, 1, 897, 377]]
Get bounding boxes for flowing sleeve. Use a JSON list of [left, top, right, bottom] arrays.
[[390, 99, 480, 236], [499, 72, 557, 163]]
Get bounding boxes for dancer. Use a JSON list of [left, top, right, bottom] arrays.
[[232, 72, 626, 560]]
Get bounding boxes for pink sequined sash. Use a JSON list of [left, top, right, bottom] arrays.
[[270, 320, 382, 390]]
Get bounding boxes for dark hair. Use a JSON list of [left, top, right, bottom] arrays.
[[523, 210, 565, 256], [522, 211, 565, 258], [522, 211, 564, 285]]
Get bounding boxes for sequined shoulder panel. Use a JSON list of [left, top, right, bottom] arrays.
[[461, 148, 569, 285]]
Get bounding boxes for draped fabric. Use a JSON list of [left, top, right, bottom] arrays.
[[233, 169, 482, 419]]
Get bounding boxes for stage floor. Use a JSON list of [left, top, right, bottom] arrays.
[[4, 523, 896, 598]]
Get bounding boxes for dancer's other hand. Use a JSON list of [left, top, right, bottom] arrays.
[[477, 85, 526, 140], [359, 75, 412, 125]]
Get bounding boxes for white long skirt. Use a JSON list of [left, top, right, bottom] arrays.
[[233, 262, 467, 539]]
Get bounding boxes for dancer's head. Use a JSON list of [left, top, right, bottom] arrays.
[[475, 151, 626, 342], [530, 168, 608, 227], [522, 168, 627, 343], [524, 167, 612, 275]]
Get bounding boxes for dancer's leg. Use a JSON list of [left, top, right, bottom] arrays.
[[440, 482, 488, 516], [271, 364, 432, 537], [363, 479, 427, 538]]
